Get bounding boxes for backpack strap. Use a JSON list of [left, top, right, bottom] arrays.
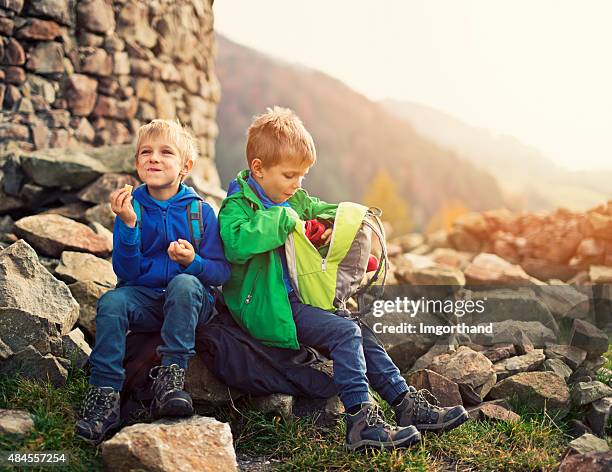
[[187, 199, 204, 250]]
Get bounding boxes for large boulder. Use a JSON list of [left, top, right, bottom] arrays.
[[569, 319, 609, 359], [185, 356, 243, 411], [14, 214, 112, 258], [101, 416, 237, 472], [18, 148, 107, 190], [55, 251, 116, 288], [68, 280, 110, 339], [489, 371, 570, 418], [0, 240, 79, 353], [429, 346, 496, 403], [470, 320, 557, 348], [464, 253, 539, 285]]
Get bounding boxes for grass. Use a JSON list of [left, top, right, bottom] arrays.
[[1, 348, 611, 471]]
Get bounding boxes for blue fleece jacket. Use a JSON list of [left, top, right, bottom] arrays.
[[113, 183, 231, 292]]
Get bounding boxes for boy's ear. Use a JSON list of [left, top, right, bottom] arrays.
[[180, 159, 194, 175], [251, 158, 264, 178]]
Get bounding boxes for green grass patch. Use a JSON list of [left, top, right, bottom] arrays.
[[0, 370, 588, 471]]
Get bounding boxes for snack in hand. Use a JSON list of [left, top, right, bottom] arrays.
[[124, 184, 133, 194]]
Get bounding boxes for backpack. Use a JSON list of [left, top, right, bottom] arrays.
[[284, 202, 388, 314], [132, 198, 204, 249]]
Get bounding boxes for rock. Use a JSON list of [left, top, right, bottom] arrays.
[[0, 409, 34, 437], [429, 248, 473, 270], [153, 81, 175, 119], [569, 419, 593, 437], [398, 264, 466, 286], [101, 416, 238, 472], [84, 203, 115, 232], [408, 341, 456, 372], [88, 144, 136, 174], [0, 345, 68, 387], [404, 369, 463, 407], [468, 402, 520, 423], [55, 251, 116, 288], [117, 2, 157, 49], [464, 253, 539, 285], [185, 355, 243, 411], [248, 394, 294, 420], [571, 381, 612, 407], [25, 41, 64, 74], [68, 280, 110, 338], [493, 349, 545, 380], [78, 47, 113, 76], [569, 319, 609, 359], [292, 395, 344, 427], [513, 331, 534, 355], [61, 327, 91, 369], [587, 397, 612, 438], [537, 284, 590, 320], [0, 240, 79, 351], [489, 371, 570, 418], [544, 344, 587, 370], [19, 148, 107, 190], [25, 0, 74, 26], [77, 0, 115, 34], [4, 66, 26, 84], [74, 117, 95, 142], [590, 265, 612, 283], [541, 358, 573, 380], [467, 288, 557, 333], [64, 74, 98, 116], [77, 173, 139, 205], [1, 37, 26, 65], [454, 212, 490, 239], [471, 320, 558, 348], [89, 221, 113, 250], [394, 233, 425, 252], [42, 202, 89, 222], [558, 451, 612, 472], [480, 344, 516, 363], [14, 215, 112, 258], [429, 346, 496, 403], [0, 1, 24, 14], [0, 337, 12, 361], [567, 433, 610, 455], [16, 18, 61, 40]]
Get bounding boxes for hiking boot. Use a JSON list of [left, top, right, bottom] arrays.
[[75, 386, 121, 445], [345, 402, 421, 451], [394, 386, 468, 432], [149, 364, 194, 419]]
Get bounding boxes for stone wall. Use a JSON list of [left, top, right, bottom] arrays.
[[0, 0, 221, 187]]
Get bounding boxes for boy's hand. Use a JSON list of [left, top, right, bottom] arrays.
[[320, 227, 332, 242], [110, 186, 137, 228], [168, 238, 196, 267]]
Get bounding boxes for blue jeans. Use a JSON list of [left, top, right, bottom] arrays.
[[89, 274, 214, 390], [289, 293, 408, 410]]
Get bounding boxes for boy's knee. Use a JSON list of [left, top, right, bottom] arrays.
[[337, 318, 362, 341], [97, 290, 130, 317], [167, 273, 203, 295]]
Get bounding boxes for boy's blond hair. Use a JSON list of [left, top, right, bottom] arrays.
[[136, 119, 198, 166], [246, 106, 316, 168]]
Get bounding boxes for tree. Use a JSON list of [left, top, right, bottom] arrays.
[[426, 199, 469, 233], [362, 169, 412, 235]]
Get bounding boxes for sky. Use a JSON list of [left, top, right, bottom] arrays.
[[213, 0, 612, 172]]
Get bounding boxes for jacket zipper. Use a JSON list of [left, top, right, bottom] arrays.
[[320, 222, 336, 272], [162, 209, 168, 287], [244, 269, 262, 305]]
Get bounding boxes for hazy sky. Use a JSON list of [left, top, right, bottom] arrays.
[[214, 1, 612, 171]]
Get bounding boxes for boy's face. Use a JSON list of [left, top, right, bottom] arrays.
[[251, 159, 310, 204], [136, 135, 192, 197]]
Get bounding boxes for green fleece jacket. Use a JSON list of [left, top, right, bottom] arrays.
[[219, 170, 337, 349]]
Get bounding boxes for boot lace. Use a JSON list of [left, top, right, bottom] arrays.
[[364, 404, 392, 428], [149, 364, 186, 395], [408, 388, 440, 424], [81, 387, 116, 421]]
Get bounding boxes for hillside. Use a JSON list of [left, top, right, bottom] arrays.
[[382, 99, 612, 211], [214, 35, 506, 229]]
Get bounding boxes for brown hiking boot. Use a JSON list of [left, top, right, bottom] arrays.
[[345, 402, 421, 451], [394, 386, 468, 432]]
